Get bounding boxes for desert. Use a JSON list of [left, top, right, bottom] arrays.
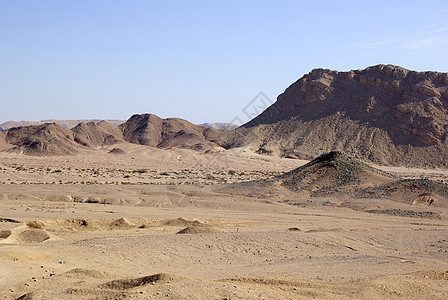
[[2, 2, 448, 298], [1, 105, 448, 299]]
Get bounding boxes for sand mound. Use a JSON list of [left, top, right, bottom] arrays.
[[108, 147, 126, 154], [11, 229, 50, 244], [34, 217, 148, 232], [99, 273, 183, 289], [164, 217, 204, 227], [176, 225, 224, 234], [62, 268, 119, 279], [109, 218, 135, 229]]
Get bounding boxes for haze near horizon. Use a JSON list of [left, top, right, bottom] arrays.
[[1, 0, 447, 124]]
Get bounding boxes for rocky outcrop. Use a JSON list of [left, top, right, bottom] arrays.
[[72, 121, 123, 147], [277, 151, 397, 193], [225, 65, 448, 167], [0, 114, 226, 155], [273, 151, 448, 207], [119, 114, 223, 151], [5, 123, 79, 155]]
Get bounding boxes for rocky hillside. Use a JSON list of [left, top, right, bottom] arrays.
[[72, 121, 124, 147], [120, 114, 222, 151], [1, 114, 224, 155], [277, 151, 397, 192], [222, 65, 448, 167], [5, 123, 79, 155], [273, 151, 448, 208]]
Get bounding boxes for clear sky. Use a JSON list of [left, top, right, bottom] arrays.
[[1, 0, 448, 125]]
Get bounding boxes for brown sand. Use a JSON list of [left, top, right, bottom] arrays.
[[0, 147, 447, 299]]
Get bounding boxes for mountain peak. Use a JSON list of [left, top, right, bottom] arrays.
[[231, 65, 448, 167]]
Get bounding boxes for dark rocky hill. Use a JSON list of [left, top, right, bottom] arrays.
[[5, 123, 79, 155], [0, 114, 225, 155], [72, 121, 124, 147], [276, 151, 397, 193], [119, 114, 222, 151], [222, 65, 448, 167]]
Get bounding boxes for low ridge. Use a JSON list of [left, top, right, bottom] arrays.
[[0, 114, 225, 155], [270, 151, 448, 207], [0, 119, 125, 130]]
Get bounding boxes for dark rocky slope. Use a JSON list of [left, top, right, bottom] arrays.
[[222, 65, 448, 167]]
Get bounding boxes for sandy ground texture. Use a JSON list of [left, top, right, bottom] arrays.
[[0, 146, 447, 299]]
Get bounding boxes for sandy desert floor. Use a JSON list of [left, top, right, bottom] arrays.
[[1, 145, 447, 299]]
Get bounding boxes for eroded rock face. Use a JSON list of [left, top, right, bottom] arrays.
[[246, 64, 448, 146], [72, 121, 124, 147], [5, 123, 78, 155], [119, 114, 223, 151], [230, 65, 448, 167]]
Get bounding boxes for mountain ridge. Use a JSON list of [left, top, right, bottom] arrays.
[[1, 114, 225, 155], [2, 64, 448, 168]]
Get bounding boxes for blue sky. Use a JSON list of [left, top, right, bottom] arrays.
[[1, 0, 448, 124]]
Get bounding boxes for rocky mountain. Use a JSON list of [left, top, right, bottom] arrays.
[[222, 65, 448, 167], [200, 123, 238, 130], [2, 64, 448, 166], [120, 114, 222, 151], [0, 119, 125, 130]]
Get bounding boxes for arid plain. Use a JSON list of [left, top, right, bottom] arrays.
[[1, 143, 447, 300]]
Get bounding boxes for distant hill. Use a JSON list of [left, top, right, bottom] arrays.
[[0, 119, 125, 130], [200, 123, 238, 130], [119, 114, 222, 151], [3, 64, 448, 168], [72, 121, 124, 147], [221, 64, 448, 168], [0, 114, 224, 155], [5, 123, 79, 155]]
